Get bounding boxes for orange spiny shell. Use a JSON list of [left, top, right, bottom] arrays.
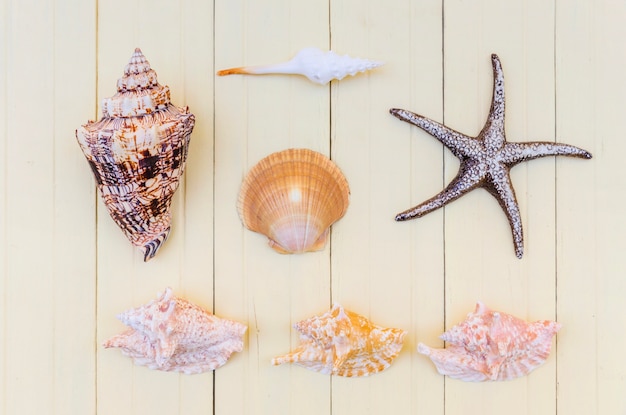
[[418, 302, 561, 382], [237, 149, 350, 254], [272, 303, 406, 377]]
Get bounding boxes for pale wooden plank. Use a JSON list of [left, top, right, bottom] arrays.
[[214, 0, 331, 413], [176, 1, 215, 413], [3, 0, 59, 414], [554, 3, 597, 413], [443, 0, 558, 413], [51, 0, 98, 414], [95, 1, 213, 414], [213, 4, 255, 413], [590, 6, 626, 413], [556, 1, 626, 414], [330, 0, 444, 414], [212, 2, 251, 412], [4, 0, 55, 411], [0, 0, 7, 412], [177, 0, 214, 295]]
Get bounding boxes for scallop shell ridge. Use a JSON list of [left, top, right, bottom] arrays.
[[76, 48, 195, 261], [237, 148, 350, 254], [103, 288, 247, 374], [418, 302, 561, 382], [272, 303, 406, 377]]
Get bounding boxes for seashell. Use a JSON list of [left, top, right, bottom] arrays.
[[272, 303, 406, 377], [217, 47, 383, 85], [237, 148, 350, 254], [103, 288, 247, 374], [418, 302, 561, 382], [76, 48, 195, 261]]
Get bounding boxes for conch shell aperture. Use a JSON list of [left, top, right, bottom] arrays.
[[418, 302, 561, 382], [103, 288, 247, 374], [217, 47, 383, 85], [76, 48, 195, 261], [237, 148, 350, 254], [272, 303, 406, 377]]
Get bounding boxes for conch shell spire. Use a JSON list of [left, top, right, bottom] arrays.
[[217, 47, 383, 85]]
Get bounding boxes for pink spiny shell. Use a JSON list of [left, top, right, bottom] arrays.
[[272, 303, 406, 377], [103, 288, 246, 374], [418, 302, 561, 382]]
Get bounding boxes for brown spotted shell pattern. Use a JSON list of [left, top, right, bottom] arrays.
[[103, 288, 247, 374], [76, 48, 195, 261], [272, 303, 406, 377], [237, 148, 350, 254]]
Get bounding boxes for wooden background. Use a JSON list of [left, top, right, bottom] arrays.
[[1, 0, 624, 414]]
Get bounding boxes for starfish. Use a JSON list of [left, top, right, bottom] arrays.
[[390, 54, 592, 258]]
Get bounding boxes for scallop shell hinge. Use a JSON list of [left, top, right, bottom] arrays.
[[237, 148, 350, 254], [103, 288, 247, 374], [217, 47, 383, 85], [272, 303, 406, 377], [418, 302, 561, 382], [76, 48, 195, 261]]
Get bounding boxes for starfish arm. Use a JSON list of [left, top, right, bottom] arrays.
[[390, 108, 480, 158], [485, 171, 524, 258], [487, 54, 506, 127], [502, 142, 592, 166], [477, 54, 507, 151], [395, 160, 485, 221]]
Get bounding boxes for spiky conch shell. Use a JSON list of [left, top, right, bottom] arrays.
[[76, 48, 195, 261], [103, 288, 247, 374], [237, 148, 350, 254], [272, 303, 406, 377], [217, 47, 383, 85], [417, 302, 561, 382]]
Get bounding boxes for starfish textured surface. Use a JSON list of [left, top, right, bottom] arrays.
[[390, 54, 592, 258]]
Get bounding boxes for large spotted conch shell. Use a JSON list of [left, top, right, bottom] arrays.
[[237, 148, 350, 254], [76, 48, 195, 261], [272, 303, 406, 377], [418, 302, 561, 382], [103, 288, 247, 374], [217, 47, 383, 85]]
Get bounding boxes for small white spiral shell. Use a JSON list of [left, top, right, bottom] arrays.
[[218, 47, 383, 85]]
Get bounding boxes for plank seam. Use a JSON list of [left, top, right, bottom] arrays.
[[94, 0, 99, 413], [441, 1, 447, 412], [553, 1, 559, 413]]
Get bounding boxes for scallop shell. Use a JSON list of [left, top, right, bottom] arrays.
[[272, 303, 406, 377], [76, 48, 195, 261], [418, 302, 561, 382], [103, 288, 247, 374], [217, 47, 383, 85], [237, 148, 350, 254]]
